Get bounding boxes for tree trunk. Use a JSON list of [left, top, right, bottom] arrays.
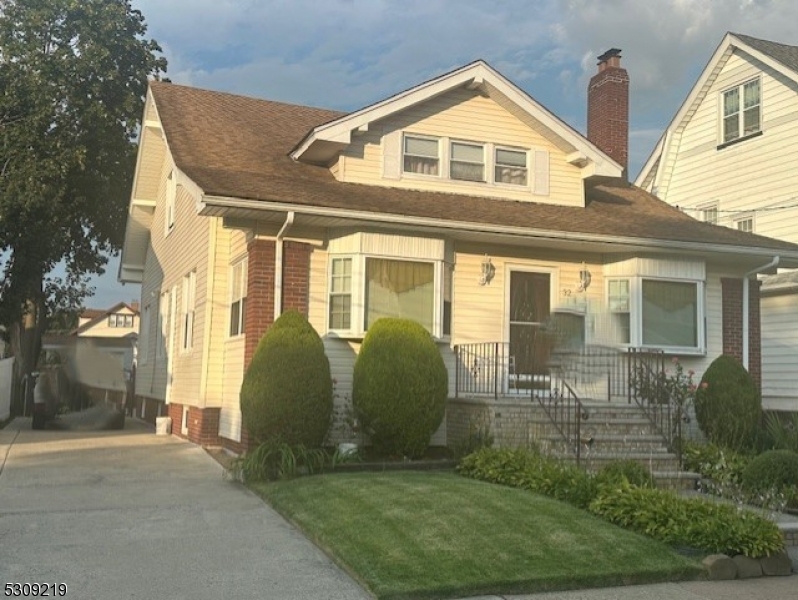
[[9, 293, 47, 416]]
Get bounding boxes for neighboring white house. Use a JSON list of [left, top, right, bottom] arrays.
[[119, 52, 798, 451], [636, 32, 798, 412]]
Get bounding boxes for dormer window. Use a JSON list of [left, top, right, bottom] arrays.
[[450, 141, 485, 182], [495, 147, 527, 186], [722, 78, 760, 144], [403, 135, 439, 175]]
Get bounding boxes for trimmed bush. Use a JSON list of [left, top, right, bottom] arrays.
[[240, 310, 333, 447], [353, 318, 447, 458], [694, 354, 761, 451], [458, 448, 598, 509], [595, 460, 655, 489], [682, 441, 751, 485], [589, 483, 784, 558], [741, 449, 798, 493]]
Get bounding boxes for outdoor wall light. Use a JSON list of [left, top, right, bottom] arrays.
[[479, 255, 495, 286], [578, 263, 592, 292]]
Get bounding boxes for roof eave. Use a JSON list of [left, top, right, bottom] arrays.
[[199, 193, 798, 265]]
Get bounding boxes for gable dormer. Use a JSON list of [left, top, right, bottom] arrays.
[[292, 61, 622, 208]]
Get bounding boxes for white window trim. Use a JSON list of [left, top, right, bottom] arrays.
[[165, 170, 176, 236], [606, 276, 706, 355], [449, 139, 486, 183], [327, 253, 446, 340], [719, 77, 762, 146], [697, 201, 719, 225], [181, 270, 196, 353], [402, 133, 441, 178], [399, 132, 533, 191], [156, 290, 168, 359], [734, 213, 755, 233], [228, 257, 247, 339]]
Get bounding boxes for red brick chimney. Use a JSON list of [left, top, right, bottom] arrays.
[[587, 48, 629, 178]]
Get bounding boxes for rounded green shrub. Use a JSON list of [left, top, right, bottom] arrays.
[[741, 449, 798, 493], [693, 354, 761, 451], [240, 310, 333, 447], [353, 318, 447, 459], [596, 460, 655, 489]]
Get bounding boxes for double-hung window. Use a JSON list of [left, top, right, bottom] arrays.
[[735, 215, 754, 233], [403, 135, 439, 175], [495, 147, 527, 185], [450, 141, 485, 182], [165, 171, 176, 234], [229, 259, 247, 337], [607, 277, 703, 353], [182, 270, 196, 351], [698, 202, 718, 225], [328, 258, 352, 330], [722, 79, 761, 144]]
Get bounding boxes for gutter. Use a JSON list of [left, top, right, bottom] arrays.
[[274, 211, 295, 320], [200, 194, 798, 262], [743, 256, 779, 370]]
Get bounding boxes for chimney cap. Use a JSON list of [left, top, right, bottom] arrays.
[[597, 48, 622, 64]]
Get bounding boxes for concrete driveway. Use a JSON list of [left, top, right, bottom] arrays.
[[0, 418, 370, 600]]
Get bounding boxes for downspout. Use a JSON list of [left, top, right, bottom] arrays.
[[274, 211, 296, 321], [742, 256, 778, 370]]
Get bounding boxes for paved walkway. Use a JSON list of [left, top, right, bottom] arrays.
[[0, 418, 369, 600]]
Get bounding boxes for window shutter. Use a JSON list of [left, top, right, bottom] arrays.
[[382, 130, 401, 180], [534, 150, 549, 196]]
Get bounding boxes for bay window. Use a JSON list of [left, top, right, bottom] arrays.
[[607, 277, 703, 353], [328, 252, 450, 338]]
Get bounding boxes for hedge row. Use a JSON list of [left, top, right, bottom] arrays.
[[458, 447, 784, 558]]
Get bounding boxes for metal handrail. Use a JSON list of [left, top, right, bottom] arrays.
[[535, 370, 585, 467]]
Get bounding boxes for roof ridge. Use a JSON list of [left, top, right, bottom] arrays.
[[149, 79, 347, 117], [731, 31, 798, 49]]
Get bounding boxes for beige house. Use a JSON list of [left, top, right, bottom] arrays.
[[120, 52, 798, 452], [636, 33, 798, 412]]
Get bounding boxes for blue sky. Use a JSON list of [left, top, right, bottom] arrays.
[[92, 0, 797, 308]]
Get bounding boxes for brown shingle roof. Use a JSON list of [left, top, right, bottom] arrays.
[[150, 81, 798, 253]]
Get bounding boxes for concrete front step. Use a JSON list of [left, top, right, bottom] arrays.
[[553, 451, 681, 473], [539, 433, 669, 454]]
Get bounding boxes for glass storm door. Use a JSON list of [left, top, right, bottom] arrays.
[[509, 272, 551, 377]]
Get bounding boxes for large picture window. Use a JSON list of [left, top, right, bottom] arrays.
[[607, 277, 703, 353], [365, 258, 434, 331]]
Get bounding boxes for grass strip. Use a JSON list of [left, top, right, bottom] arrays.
[[253, 471, 702, 600]]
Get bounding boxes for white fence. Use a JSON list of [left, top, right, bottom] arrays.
[[0, 357, 14, 420]]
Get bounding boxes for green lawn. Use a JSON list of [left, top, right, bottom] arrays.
[[253, 472, 703, 600]]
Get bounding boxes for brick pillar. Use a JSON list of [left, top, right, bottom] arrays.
[[187, 407, 221, 447], [587, 48, 629, 177], [244, 239, 276, 366], [721, 278, 761, 388], [282, 241, 311, 316]]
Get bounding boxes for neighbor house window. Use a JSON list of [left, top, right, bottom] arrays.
[[328, 258, 352, 330], [722, 79, 761, 144], [328, 254, 444, 337], [735, 216, 754, 233], [495, 148, 528, 185], [182, 270, 196, 351], [108, 314, 134, 328], [229, 259, 247, 337], [450, 141, 485, 182], [699, 202, 719, 225], [607, 278, 703, 352], [403, 135, 439, 175]]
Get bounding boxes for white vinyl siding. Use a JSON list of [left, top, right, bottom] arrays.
[[653, 52, 798, 244], [761, 293, 798, 411]]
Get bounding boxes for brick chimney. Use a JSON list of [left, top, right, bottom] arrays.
[[587, 48, 629, 178]]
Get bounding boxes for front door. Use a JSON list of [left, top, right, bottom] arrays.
[[509, 271, 551, 380]]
